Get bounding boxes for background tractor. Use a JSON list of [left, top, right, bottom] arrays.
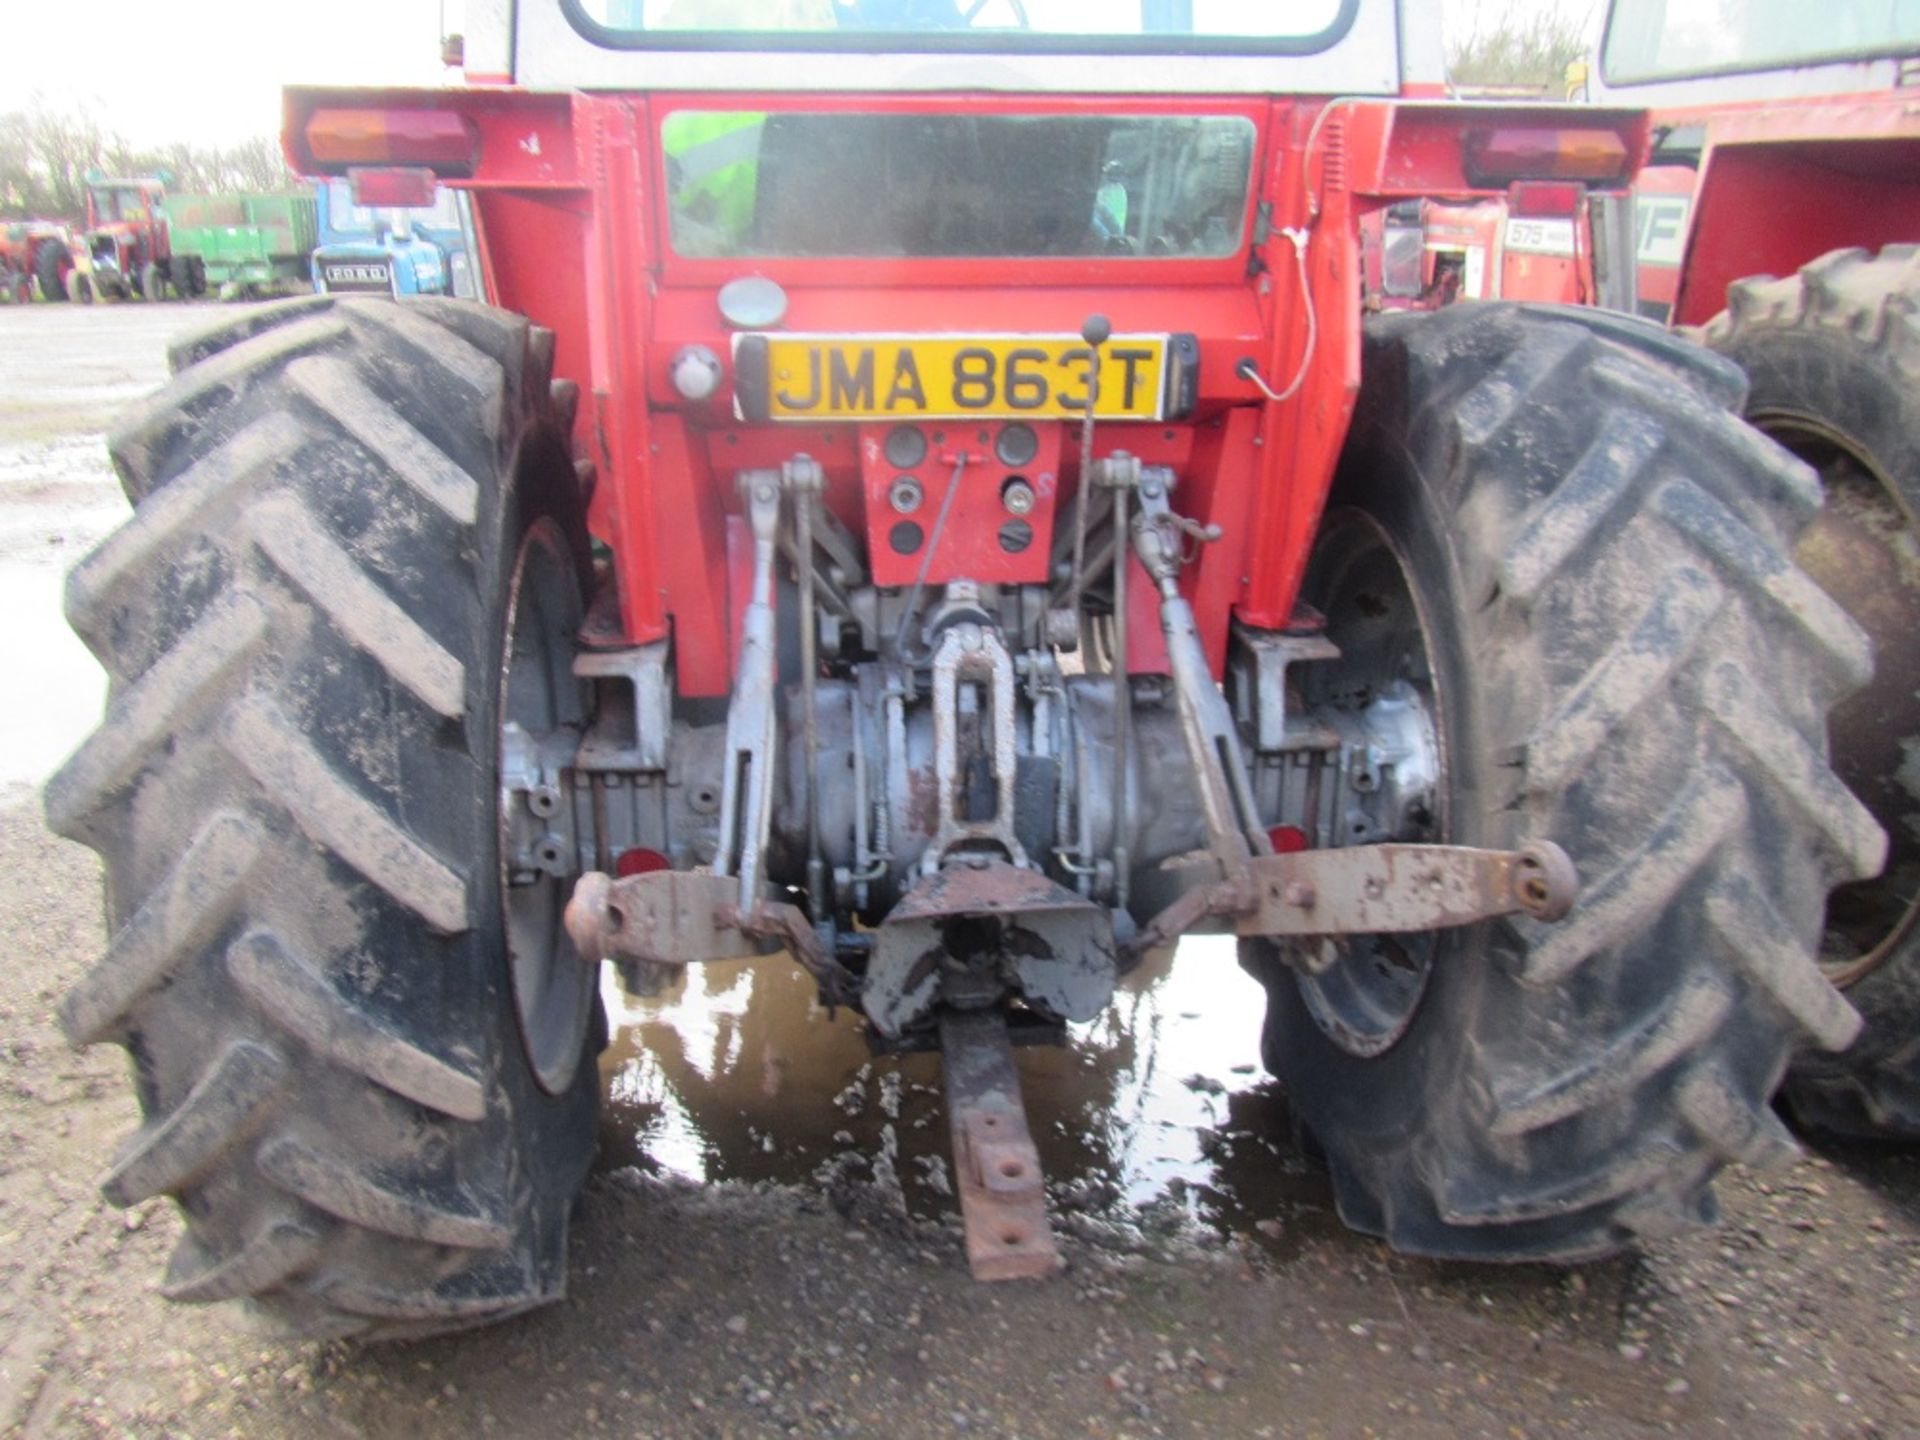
[[310, 175, 476, 298], [47, 0, 1883, 1338], [71, 175, 176, 301], [1595, 0, 1920, 1139], [0, 219, 76, 302]]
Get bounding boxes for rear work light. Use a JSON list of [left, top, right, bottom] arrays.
[[348, 167, 437, 208], [305, 108, 479, 176], [1506, 180, 1587, 217], [1465, 127, 1630, 187]]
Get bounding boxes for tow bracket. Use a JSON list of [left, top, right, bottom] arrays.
[[1238, 841, 1578, 936], [1124, 838, 1577, 959], [940, 1008, 1062, 1281]]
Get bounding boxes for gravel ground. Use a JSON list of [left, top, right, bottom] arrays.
[[0, 300, 1916, 1439]]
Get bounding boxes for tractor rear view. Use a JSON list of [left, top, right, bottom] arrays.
[[1597, 0, 1920, 1140], [71, 177, 176, 301], [47, 0, 1882, 1338]]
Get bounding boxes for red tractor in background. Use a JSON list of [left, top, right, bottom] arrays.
[[69, 175, 178, 301], [0, 220, 76, 302], [46, 0, 1883, 1339], [1595, 0, 1920, 1140]]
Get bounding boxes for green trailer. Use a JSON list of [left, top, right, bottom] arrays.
[[163, 191, 317, 297]]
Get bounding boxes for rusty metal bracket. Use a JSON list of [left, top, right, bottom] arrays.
[[1236, 841, 1578, 937], [865, 859, 1116, 1037], [565, 870, 775, 968], [1127, 873, 1254, 957], [564, 868, 858, 1003], [939, 1008, 1062, 1282], [725, 894, 855, 1005], [1126, 840, 1577, 959]]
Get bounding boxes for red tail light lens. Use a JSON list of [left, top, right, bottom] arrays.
[[305, 108, 479, 175], [1465, 127, 1630, 186], [1506, 180, 1587, 217], [348, 167, 438, 208]]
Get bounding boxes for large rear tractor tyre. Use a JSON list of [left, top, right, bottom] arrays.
[[1242, 302, 1881, 1260], [47, 295, 601, 1339], [1703, 246, 1920, 1140]]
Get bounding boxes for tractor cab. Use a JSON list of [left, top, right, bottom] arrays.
[[86, 181, 161, 227]]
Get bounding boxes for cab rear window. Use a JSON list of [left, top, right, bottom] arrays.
[[1603, 0, 1920, 83], [661, 110, 1256, 260]]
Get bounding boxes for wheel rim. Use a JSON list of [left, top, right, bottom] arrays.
[[1759, 413, 1920, 989], [498, 516, 593, 1094], [1292, 508, 1448, 1058]]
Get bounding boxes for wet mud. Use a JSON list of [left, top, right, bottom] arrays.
[[596, 934, 1346, 1253]]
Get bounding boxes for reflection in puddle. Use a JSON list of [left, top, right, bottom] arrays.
[[597, 934, 1341, 1246]]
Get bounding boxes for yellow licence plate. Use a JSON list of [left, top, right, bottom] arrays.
[[733, 333, 1176, 423]]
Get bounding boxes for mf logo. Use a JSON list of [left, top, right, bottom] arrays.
[[1636, 195, 1691, 268]]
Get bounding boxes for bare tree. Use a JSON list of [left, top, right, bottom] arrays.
[[0, 97, 298, 221], [0, 98, 116, 219], [1448, 3, 1592, 95], [219, 136, 300, 193]]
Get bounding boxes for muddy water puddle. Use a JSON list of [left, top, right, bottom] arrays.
[[596, 934, 1344, 1250]]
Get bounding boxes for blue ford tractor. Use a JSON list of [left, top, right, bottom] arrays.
[[309, 178, 476, 298]]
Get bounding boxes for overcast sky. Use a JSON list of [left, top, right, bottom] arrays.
[[2, 0, 1598, 150], [3, 0, 459, 149]]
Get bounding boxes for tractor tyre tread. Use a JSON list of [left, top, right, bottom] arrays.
[[1703, 245, 1920, 1140], [50, 293, 599, 1340], [1248, 300, 1877, 1260]]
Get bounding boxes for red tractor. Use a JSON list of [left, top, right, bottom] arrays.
[[1596, 0, 1920, 1140], [48, 1, 1882, 1338], [70, 175, 177, 301], [0, 219, 76, 302]]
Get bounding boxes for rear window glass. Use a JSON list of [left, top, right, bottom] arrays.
[[1603, 0, 1920, 83], [662, 110, 1257, 260]]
